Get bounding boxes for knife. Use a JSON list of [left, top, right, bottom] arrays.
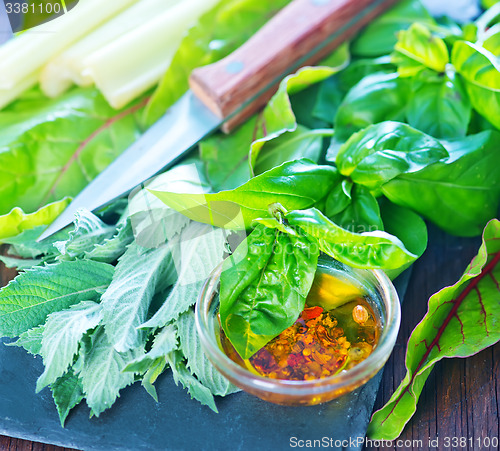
[[38, 0, 398, 241]]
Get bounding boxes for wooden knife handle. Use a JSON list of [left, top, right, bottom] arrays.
[[189, 0, 398, 133]]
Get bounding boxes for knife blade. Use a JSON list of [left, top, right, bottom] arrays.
[[38, 0, 398, 241]]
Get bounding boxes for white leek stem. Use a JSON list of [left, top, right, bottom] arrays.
[[40, 0, 176, 97], [0, 0, 140, 89], [81, 0, 221, 109]]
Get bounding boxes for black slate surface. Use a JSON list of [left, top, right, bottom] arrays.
[[0, 271, 411, 451]]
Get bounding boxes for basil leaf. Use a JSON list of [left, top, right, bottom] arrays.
[[325, 178, 353, 218], [150, 159, 340, 229], [452, 40, 500, 129], [253, 126, 329, 175], [379, 201, 428, 280], [286, 208, 417, 270], [368, 219, 500, 440], [219, 225, 318, 359], [329, 185, 384, 233], [407, 71, 472, 138], [334, 72, 410, 142], [351, 0, 436, 57], [392, 23, 449, 77], [381, 130, 500, 236], [335, 121, 449, 190]]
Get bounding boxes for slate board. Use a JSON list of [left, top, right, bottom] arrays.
[[0, 271, 410, 451]]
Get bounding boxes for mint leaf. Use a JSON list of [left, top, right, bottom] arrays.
[[36, 301, 102, 392], [177, 310, 238, 396], [54, 209, 115, 260], [123, 325, 178, 374], [51, 371, 85, 427], [0, 260, 114, 337], [140, 222, 227, 329], [6, 325, 44, 355], [84, 219, 133, 263], [166, 350, 218, 413], [80, 327, 140, 417], [101, 243, 175, 353]]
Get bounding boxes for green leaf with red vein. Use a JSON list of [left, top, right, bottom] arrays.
[[0, 87, 145, 218], [368, 219, 500, 440]]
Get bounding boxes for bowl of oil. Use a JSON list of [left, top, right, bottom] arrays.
[[195, 256, 400, 406]]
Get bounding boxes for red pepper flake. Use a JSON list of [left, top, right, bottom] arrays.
[[301, 306, 324, 320]]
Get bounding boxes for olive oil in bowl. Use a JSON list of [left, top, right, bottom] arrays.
[[220, 267, 382, 382]]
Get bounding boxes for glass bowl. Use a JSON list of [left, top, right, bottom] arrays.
[[195, 257, 400, 406]]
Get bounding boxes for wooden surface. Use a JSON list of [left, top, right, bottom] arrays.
[[0, 224, 499, 450]]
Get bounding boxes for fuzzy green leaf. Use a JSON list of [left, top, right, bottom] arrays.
[[101, 243, 174, 353], [80, 327, 141, 417], [6, 325, 44, 355], [0, 260, 114, 337], [54, 209, 115, 260], [177, 310, 238, 396], [166, 350, 218, 413], [36, 301, 102, 392], [51, 371, 85, 427], [140, 222, 227, 329]]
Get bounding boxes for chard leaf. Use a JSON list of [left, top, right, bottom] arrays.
[[84, 219, 134, 263], [452, 40, 500, 129], [334, 72, 410, 142], [123, 325, 178, 374], [392, 23, 449, 77], [150, 159, 340, 230], [101, 243, 174, 353], [0, 226, 66, 259], [381, 130, 500, 236], [6, 325, 44, 355], [368, 219, 500, 440], [407, 71, 472, 139], [51, 371, 85, 428], [143, 0, 291, 126], [220, 225, 318, 359], [335, 121, 449, 190], [0, 260, 114, 337], [351, 0, 436, 57], [286, 208, 417, 270], [36, 301, 102, 392], [177, 310, 238, 396], [54, 209, 115, 260], [140, 222, 227, 329], [0, 88, 143, 217], [0, 198, 70, 243], [166, 350, 218, 413], [80, 327, 141, 417], [0, 255, 46, 270]]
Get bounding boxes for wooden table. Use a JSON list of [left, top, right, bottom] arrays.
[[0, 224, 499, 451]]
